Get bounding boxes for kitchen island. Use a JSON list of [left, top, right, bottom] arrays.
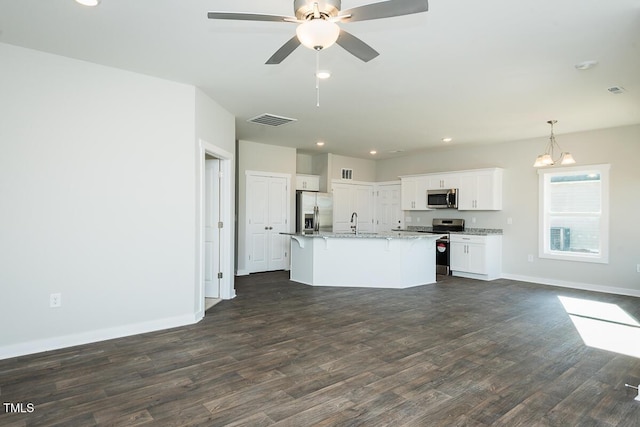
[[283, 231, 444, 288]]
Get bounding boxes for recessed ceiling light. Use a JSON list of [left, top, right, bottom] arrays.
[[369, 150, 377, 155], [607, 86, 626, 94], [574, 60, 598, 70], [75, 0, 100, 6], [388, 149, 405, 154], [316, 70, 331, 79], [316, 141, 325, 146], [442, 137, 453, 143]]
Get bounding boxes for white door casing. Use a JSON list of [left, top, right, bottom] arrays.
[[196, 139, 235, 321]]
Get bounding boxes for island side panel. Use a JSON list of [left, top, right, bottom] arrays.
[[289, 235, 315, 285], [309, 236, 436, 288]]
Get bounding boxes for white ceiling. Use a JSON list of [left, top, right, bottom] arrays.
[[1, 0, 639, 159]]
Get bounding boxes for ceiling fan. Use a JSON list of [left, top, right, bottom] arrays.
[[208, 0, 429, 64]]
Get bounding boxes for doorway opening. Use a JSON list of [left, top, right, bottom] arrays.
[[196, 139, 234, 320]]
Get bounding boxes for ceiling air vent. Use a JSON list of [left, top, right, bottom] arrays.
[[341, 168, 353, 180], [247, 113, 297, 127]]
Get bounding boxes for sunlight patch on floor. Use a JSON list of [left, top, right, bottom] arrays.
[[558, 296, 640, 359]]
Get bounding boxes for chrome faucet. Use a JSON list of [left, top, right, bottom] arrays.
[[350, 212, 359, 235]]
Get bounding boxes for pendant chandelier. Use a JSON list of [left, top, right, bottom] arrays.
[[533, 120, 576, 167]]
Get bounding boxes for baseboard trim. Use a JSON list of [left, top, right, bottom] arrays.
[[501, 273, 640, 298], [0, 313, 200, 361]]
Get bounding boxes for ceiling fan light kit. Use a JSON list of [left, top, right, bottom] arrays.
[[533, 120, 576, 167], [296, 19, 340, 50]]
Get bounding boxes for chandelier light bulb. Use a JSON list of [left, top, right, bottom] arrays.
[[533, 120, 576, 167]]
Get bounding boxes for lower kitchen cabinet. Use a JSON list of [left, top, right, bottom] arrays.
[[450, 234, 502, 280]]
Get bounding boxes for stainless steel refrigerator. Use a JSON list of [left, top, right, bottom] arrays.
[[296, 191, 333, 233]]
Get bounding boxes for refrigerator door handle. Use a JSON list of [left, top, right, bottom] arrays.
[[313, 205, 319, 232]]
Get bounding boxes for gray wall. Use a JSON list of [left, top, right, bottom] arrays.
[[329, 153, 377, 182], [376, 125, 640, 295], [0, 43, 235, 358]]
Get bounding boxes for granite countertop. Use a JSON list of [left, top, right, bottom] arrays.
[[404, 226, 503, 236], [280, 231, 445, 239]]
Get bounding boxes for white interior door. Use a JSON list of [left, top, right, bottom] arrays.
[[332, 184, 352, 233], [204, 159, 220, 298], [247, 175, 269, 272], [246, 173, 289, 273], [267, 177, 288, 270], [353, 185, 374, 232], [376, 184, 403, 232]]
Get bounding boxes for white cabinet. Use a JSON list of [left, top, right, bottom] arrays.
[[332, 182, 374, 233], [450, 234, 502, 280], [457, 168, 503, 210], [427, 173, 460, 190], [402, 168, 502, 211], [295, 174, 320, 191], [400, 176, 428, 210]]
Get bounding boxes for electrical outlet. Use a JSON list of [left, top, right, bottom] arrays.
[[507, 217, 513, 225], [637, 264, 640, 273], [528, 254, 534, 262], [50, 293, 61, 308], [416, 217, 420, 222], [405, 216, 412, 223], [472, 217, 476, 224]]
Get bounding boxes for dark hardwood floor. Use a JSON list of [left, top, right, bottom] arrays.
[[2, 272, 640, 426]]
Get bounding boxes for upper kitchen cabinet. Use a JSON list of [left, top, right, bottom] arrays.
[[426, 173, 460, 190], [295, 174, 320, 191], [457, 168, 503, 210], [400, 175, 429, 210]]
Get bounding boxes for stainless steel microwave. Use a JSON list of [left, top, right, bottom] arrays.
[[427, 189, 458, 209]]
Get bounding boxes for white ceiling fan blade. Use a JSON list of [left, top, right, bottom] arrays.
[[336, 30, 379, 62], [207, 11, 297, 23], [339, 0, 428, 23]]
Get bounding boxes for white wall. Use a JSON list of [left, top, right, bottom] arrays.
[[236, 140, 297, 275], [376, 125, 640, 295], [0, 43, 235, 358]]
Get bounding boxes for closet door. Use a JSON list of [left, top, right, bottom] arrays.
[[246, 174, 289, 273]]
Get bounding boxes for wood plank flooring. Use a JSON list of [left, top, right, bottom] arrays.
[[1, 272, 639, 426]]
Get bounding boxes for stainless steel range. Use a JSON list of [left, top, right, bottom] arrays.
[[430, 218, 465, 275]]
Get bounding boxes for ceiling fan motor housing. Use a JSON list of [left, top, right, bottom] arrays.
[[294, 0, 341, 20]]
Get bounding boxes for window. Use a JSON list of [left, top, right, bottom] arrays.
[[538, 164, 609, 263]]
